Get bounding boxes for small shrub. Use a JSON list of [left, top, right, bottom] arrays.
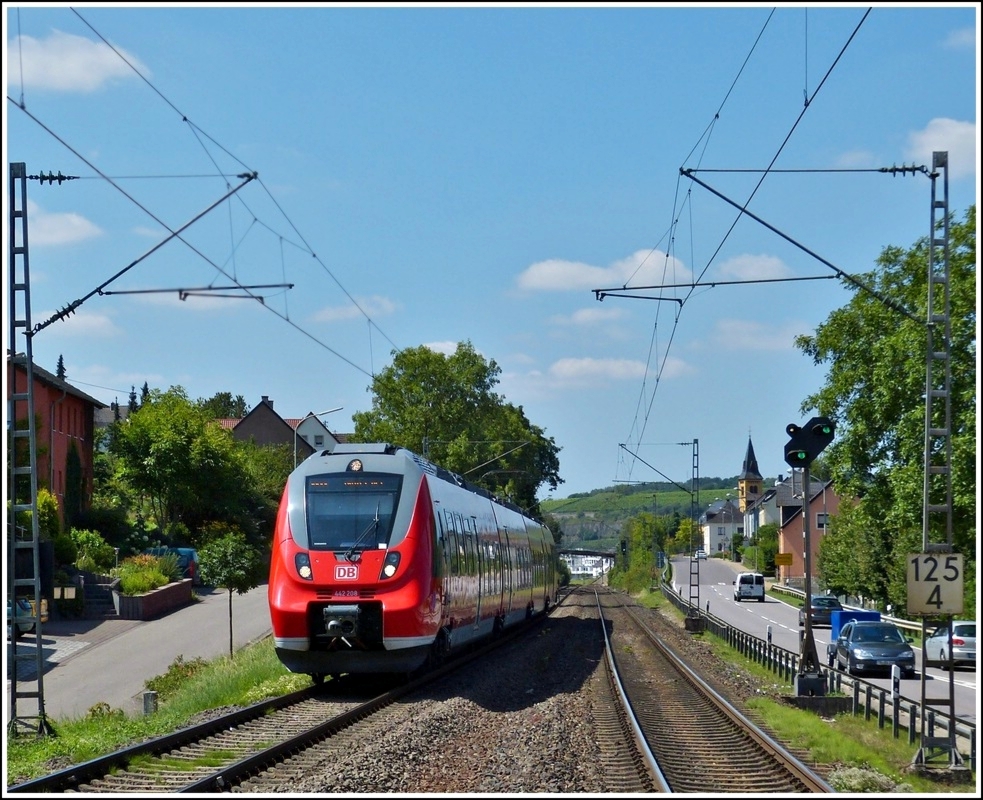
[[826, 764, 914, 793], [145, 655, 209, 701], [118, 570, 170, 595], [71, 528, 116, 573], [86, 702, 124, 720], [116, 554, 175, 595]]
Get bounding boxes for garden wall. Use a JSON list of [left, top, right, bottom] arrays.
[[113, 579, 194, 620]]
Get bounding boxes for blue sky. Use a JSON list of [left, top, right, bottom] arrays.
[[3, 3, 979, 500]]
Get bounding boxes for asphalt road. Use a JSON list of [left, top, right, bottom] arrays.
[[670, 556, 977, 726], [5, 583, 272, 724]]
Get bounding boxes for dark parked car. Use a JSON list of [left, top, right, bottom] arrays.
[[925, 621, 976, 669], [799, 595, 844, 627], [144, 547, 201, 585], [828, 620, 916, 678]]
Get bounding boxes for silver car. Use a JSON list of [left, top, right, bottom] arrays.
[[6, 597, 35, 640], [925, 621, 976, 669]]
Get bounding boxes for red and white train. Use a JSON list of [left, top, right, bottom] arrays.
[[268, 443, 558, 681]]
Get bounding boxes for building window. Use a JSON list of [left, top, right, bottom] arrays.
[[314, 435, 324, 446], [816, 513, 828, 529]]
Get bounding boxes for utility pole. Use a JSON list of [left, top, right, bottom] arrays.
[[784, 416, 834, 697], [7, 162, 55, 737]]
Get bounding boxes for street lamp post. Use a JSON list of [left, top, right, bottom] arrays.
[[293, 406, 343, 467]]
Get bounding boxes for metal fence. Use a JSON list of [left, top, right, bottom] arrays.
[[659, 582, 976, 771]]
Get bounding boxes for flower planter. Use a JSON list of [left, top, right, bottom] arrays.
[[113, 579, 193, 620]]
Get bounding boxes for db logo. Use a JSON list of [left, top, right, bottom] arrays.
[[335, 565, 359, 581]]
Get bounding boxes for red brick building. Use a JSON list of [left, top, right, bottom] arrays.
[[7, 358, 106, 526]]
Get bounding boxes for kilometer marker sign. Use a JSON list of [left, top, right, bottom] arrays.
[[907, 553, 964, 615]]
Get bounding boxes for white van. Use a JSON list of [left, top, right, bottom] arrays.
[[733, 572, 765, 602]]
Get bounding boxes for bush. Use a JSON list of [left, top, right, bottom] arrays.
[[71, 528, 116, 574], [53, 533, 78, 566], [118, 570, 170, 595], [115, 554, 176, 595], [145, 655, 209, 701]]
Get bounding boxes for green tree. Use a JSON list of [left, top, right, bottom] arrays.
[[110, 386, 254, 534], [796, 205, 975, 610], [198, 392, 249, 419], [198, 532, 264, 658], [352, 342, 562, 516], [64, 441, 83, 530]]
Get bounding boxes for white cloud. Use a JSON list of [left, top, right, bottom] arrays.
[[904, 118, 977, 180], [517, 249, 691, 292], [548, 357, 647, 382], [423, 341, 460, 356], [35, 309, 122, 338], [549, 307, 628, 326], [709, 318, 808, 352], [717, 254, 794, 282], [7, 30, 148, 92], [27, 199, 102, 246], [833, 150, 878, 169], [942, 27, 975, 50], [313, 295, 398, 322]]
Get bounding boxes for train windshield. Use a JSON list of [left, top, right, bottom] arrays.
[[306, 473, 402, 551]]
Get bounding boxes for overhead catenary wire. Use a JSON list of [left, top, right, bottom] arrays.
[[9, 6, 400, 381], [615, 7, 872, 487]]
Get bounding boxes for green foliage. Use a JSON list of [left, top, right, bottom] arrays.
[[197, 391, 249, 419], [797, 205, 976, 609], [198, 532, 263, 595], [144, 655, 209, 701], [52, 532, 78, 566], [64, 441, 84, 530], [13, 488, 63, 540], [352, 341, 562, 514], [826, 765, 913, 793], [116, 553, 175, 595], [71, 528, 116, 574], [109, 386, 256, 533]]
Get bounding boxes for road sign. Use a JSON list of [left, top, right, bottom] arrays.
[[774, 552, 793, 566], [907, 553, 964, 615]]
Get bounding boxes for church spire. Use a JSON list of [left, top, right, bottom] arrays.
[[737, 435, 762, 512], [739, 436, 761, 481]]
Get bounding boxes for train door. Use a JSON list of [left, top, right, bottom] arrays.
[[463, 520, 478, 627], [501, 530, 513, 618], [485, 533, 501, 622]]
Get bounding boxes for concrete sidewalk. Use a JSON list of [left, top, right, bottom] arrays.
[[5, 584, 272, 724]]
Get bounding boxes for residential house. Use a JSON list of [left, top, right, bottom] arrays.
[[218, 396, 341, 466], [777, 478, 842, 589], [7, 357, 106, 527], [701, 497, 742, 557]]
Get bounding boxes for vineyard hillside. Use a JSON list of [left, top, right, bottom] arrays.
[[542, 476, 748, 553]]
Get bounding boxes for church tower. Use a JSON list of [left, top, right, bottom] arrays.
[[737, 435, 762, 512]]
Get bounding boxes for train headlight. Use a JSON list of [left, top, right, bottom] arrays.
[[379, 551, 400, 580], [294, 552, 314, 581]]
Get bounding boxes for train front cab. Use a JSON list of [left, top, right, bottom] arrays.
[[270, 451, 441, 677]]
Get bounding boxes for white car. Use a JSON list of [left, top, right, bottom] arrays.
[[6, 598, 35, 640], [694, 549, 707, 560], [926, 621, 976, 669]]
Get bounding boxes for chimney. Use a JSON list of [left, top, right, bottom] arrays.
[[262, 395, 272, 408]]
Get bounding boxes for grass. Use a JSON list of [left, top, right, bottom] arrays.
[[5, 637, 309, 785], [6, 597, 973, 792], [643, 596, 974, 793]]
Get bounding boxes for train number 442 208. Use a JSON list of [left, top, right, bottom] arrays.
[[906, 553, 964, 615]]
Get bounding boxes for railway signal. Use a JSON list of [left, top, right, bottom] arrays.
[[783, 416, 834, 467]]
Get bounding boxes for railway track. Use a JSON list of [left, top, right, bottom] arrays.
[[9, 586, 832, 793], [594, 586, 832, 793], [7, 617, 546, 794]]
